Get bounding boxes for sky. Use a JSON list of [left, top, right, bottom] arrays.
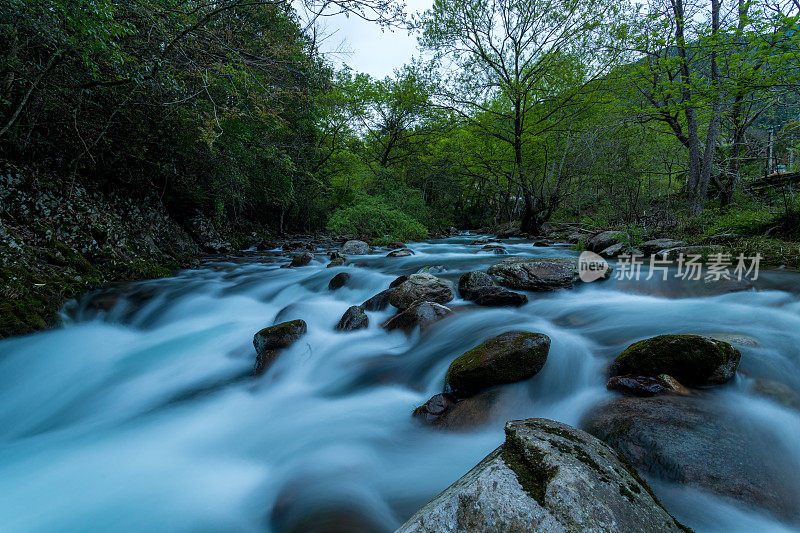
[[312, 0, 433, 79]]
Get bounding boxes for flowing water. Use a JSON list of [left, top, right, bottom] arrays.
[[1, 236, 799, 532]]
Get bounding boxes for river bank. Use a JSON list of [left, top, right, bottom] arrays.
[[4, 158, 798, 339], [0, 162, 271, 338]]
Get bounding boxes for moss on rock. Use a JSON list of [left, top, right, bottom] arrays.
[[445, 331, 551, 396], [253, 319, 308, 353], [610, 334, 741, 386]]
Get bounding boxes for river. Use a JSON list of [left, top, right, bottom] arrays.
[[1, 235, 798, 532]]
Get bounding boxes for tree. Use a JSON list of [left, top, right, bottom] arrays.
[[623, 0, 800, 213], [417, 0, 626, 233]]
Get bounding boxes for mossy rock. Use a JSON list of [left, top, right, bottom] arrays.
[[445, 331, 551, 396], [253, 319, 307, 354], [610, 334, 741, 386], [397, 418, 688, 532]]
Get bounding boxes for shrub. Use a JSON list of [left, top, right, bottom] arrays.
[[326, 198, 428, 243]]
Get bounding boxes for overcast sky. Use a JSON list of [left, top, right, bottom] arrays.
[[313, 0, 433, 79]]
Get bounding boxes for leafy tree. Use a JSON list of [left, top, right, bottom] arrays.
[[417, 0, 626, 233]]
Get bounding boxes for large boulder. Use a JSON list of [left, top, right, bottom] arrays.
[[397, 418, 687, 533], [488, 257, 609, 291], [389, 273, 455, 310], [609, 334, 741, 386], [639, 238, 688, 255], [445, 331, 550, 396], [382, 301, 452, 332], [335, 306, 368, 331], [583, 396, 800, 521], [585, 231, 625, 252], [340, 240, 370, 255]]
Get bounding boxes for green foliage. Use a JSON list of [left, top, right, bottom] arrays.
[[326, 193, 429, 244]]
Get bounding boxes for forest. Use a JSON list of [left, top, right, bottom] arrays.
[[1, 0, 800, 337], [2, 0, 798, 243]]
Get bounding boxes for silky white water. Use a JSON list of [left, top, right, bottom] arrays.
[[1, 236, 798, 532]]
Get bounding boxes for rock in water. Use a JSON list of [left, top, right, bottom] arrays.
[[382, 301, 452, 332], [478, 244, 508, 255], [327, 257, 345, 268], [583, 395, 800, 521], [361, 289, 394, 311], [445, 331, 550, 396], [396, 418, 687, 533], [290, 252, 313, 267], [458, 271, 496, 300], [609, 334, 741, 386], [459, 270, 527, 306], [335, 306, 368, 331], [473, 288, 528, 307], [253, 319, 307, 374], [488, 257, 609, 291], [417, 390, 501, 431], [387, 248, 415, 257], [253, 319, 307, 354], [389, 275, 409, 288], [389, 273, 455, 309], [328, 272, 351, 290], [412, 393, 457, 423], [416, 265, 447, 275], [585, 230, 625, 252], [254, 349, 281, 375], [340, 240, 370, 255], [751, 378, 800, 410], [606, 375, 667, 396]]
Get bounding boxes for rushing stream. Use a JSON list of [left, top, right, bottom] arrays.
[[1, 236, 799, 532]]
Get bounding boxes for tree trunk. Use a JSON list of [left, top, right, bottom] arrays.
[[695, 0, 722, 214], [673, 0, 703, 213]]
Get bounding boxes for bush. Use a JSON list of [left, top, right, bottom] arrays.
[[326, 197, 428, 243]]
